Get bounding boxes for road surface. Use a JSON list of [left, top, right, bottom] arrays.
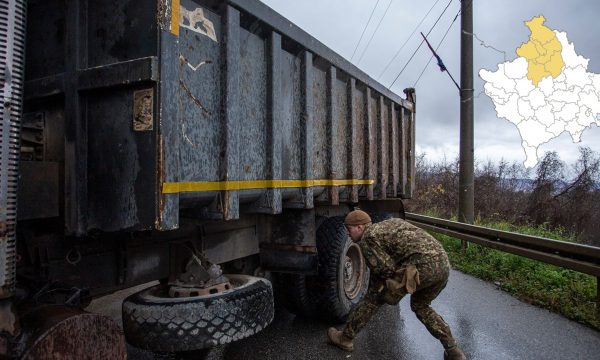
[[88, 270, 600, 359]]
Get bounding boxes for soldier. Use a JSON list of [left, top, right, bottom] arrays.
[[327, 210, 466, 360]]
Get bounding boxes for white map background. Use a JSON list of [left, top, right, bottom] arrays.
[[480, 23, 600, 168]]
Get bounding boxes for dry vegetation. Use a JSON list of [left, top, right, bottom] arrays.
[[406, 146, 600, 246]]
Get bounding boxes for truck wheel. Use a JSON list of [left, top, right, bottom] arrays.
[[122, 275, 274, 352], [273, 273, 316, 317], [313, 216, 369, 322]]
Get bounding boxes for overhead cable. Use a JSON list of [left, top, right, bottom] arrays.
[[350, 0, 381, 60], [377, 0, 442, 80], [388, 0, 454, 89], [356, 0, 395, 65]]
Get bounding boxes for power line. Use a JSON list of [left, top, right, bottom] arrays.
[[413, 10, 460, 88], [356, 0, 395, 65], [388, 0, 454, 89], [377, 0, 442, 80], [350, 0, 381, 61]]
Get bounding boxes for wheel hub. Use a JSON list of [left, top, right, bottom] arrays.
[[343, 243, 365, 300]]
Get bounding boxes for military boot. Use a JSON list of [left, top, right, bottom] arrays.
[[443, 346, 466, 360], [327, 327, 354, 352]]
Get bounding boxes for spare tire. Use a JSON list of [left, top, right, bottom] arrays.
[[122, 275, 274, 352], [311, 216, 369, 322], [312, 213, 393, 322]]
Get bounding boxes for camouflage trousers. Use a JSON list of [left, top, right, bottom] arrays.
[[343, 256, 457, 349]]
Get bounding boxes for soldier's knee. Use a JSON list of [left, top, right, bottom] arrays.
[[410, 300, 425, 313]]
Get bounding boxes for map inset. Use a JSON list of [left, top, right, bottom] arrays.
[[480, 16, 600, 168]]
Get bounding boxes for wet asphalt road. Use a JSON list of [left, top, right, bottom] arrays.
[[89, 270, 600, 360]]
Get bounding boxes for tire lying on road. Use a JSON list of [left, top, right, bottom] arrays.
[[122, 274, 274, 352]]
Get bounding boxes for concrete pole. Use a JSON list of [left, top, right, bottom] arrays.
[[459, 0, 474, 250]]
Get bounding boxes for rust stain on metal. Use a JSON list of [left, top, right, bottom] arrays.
[[169, 282, 232, 297], [156, 0, 168, 31], [18, 306, 126, 359], [329, 187, 339, 206], [178, 79, 211, 116], [133, 88, 154, 131]]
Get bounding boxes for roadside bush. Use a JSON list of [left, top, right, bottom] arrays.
[[407, 147, 600, 246]]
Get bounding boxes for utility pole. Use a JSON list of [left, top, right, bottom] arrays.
[[459, 0, 474, 250]]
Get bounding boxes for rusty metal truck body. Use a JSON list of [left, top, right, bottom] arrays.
[[0, 0, 415, 356]]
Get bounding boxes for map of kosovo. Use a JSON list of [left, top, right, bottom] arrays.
[[480, 16, 600, 168]]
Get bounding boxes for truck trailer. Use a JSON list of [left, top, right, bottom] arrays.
[[0, 0, 416, 357]]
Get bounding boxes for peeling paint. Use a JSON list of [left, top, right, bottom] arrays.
[[179, 55, 212, 72], [181, 122, 198, 148], [180, 5, 218, 42]]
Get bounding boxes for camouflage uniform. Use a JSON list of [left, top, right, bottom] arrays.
[[342, 218, 457, 350]]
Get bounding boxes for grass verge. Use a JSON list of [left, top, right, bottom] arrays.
[[431, 222, 599, 331]]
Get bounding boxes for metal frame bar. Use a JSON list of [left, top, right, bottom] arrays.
[[221, 5, 241, 220]]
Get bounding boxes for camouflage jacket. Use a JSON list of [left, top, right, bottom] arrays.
[[358, 218, 448, 279]]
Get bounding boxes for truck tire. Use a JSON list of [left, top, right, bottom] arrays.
[[313, 213, 393, 322], [273, 273, 316, 317], [312, 216, 369, 322], [122, 275, 274, 352]]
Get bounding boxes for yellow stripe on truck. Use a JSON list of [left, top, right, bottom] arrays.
[[162, 179, 375, 194]]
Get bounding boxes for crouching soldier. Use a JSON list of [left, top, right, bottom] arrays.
[[327, 210, 466, 360]]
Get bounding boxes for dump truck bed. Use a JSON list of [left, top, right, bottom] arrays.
[[20, 0, 415, 234]]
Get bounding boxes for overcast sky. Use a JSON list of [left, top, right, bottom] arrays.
[[259, 0, 600, 169]]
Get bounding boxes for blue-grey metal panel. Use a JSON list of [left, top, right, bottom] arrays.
[[352, 82, 366, 200], [178, 1, 222, 184], [312, 65, 327, 184], [239, 28, 267, 183], [325, 66, 339, 205], [366, 88, 377, 200], [333, 75, 349, 180], [280, 50, 302, 182], [251, 31, 283, 214]]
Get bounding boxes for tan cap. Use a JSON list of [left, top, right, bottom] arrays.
[[344, 210, 372, 225]]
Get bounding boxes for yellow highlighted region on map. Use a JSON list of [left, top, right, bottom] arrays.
[[516, 16, 564, 86]]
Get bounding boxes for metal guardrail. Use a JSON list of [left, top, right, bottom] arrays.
[[405, 213, 600, 277], [406, 212, 600, 318]]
